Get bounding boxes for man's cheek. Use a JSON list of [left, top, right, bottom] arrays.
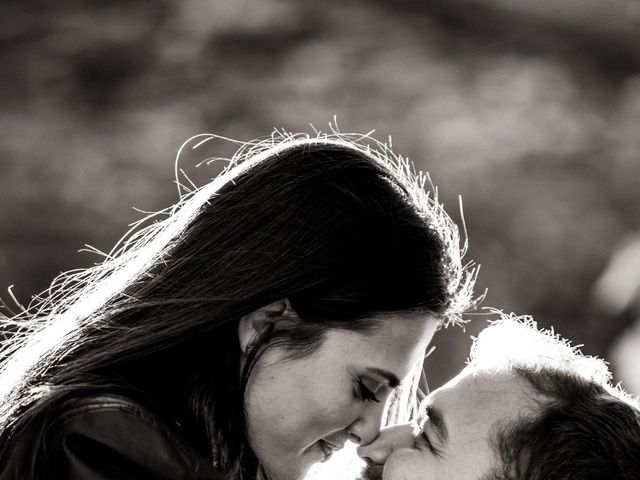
[[383, 452, 426, 480]]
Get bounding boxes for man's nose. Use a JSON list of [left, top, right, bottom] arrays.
[[356, 423, 417, 465]]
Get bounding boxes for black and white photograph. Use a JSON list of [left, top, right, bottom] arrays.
[[1, 1, 639, 479]]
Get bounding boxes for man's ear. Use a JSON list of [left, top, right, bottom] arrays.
[[237, 298, 294, 354]]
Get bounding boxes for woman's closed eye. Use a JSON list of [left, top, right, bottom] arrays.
[[355, 377, 382, 403]]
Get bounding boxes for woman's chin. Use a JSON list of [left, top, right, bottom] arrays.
[[262, 455, 317, 480]]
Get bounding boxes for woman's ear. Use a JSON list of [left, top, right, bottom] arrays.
[[237, 298, 294, 353]]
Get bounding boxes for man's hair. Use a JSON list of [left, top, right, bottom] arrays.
[[472, 315, 640, 480]]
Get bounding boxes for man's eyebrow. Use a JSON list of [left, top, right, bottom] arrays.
[[424, 404, 449, 444], [365, 367, 401, 388]]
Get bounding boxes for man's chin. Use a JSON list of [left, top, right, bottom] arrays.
[[357, 464, 384, 480]]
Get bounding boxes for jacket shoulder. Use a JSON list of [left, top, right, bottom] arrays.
[[2, 393, 223, 480]]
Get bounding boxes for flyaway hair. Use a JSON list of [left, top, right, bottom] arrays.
[[473, 313, 640, 480], [469, 312, 639, 407], [0, 125, 480, 477]]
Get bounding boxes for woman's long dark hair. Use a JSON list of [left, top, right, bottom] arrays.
[[0, 131, 478, 478]]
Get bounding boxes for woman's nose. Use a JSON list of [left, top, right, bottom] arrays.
[[356, 423, 416, 465], [346, 401, 387, 446]]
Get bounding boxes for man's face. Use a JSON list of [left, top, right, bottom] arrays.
[[357, 367, 537, 480]]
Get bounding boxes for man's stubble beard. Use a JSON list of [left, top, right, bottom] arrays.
[[357, 464, 384, 480]]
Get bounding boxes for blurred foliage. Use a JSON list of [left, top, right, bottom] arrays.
[[1, 0, 639, 391]]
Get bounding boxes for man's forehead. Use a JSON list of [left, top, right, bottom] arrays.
[[421, 369, 534, 422], [427, 364, 511, 396], [468, 317, 611, 387]]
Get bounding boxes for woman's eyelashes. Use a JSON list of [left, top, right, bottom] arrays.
[[355, 377, 382, 403]]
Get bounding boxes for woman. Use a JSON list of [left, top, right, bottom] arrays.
[[0, 130, 476, 480]]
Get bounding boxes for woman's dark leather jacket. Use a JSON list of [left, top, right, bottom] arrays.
[[0, 392, 224, 480]]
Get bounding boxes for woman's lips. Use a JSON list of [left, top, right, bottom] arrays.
[[317, 439, 339, 462]]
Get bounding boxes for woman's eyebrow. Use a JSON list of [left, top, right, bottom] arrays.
[[365, 367, 401, 388], [424, 404, 449, 444]]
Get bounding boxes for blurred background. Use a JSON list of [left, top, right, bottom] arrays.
[[1, 0, 639, 394]]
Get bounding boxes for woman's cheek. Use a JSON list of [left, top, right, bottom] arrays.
[[335, 394, 364, 430]]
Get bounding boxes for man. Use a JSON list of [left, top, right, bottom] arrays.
[[357, 315, 640, 480]]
